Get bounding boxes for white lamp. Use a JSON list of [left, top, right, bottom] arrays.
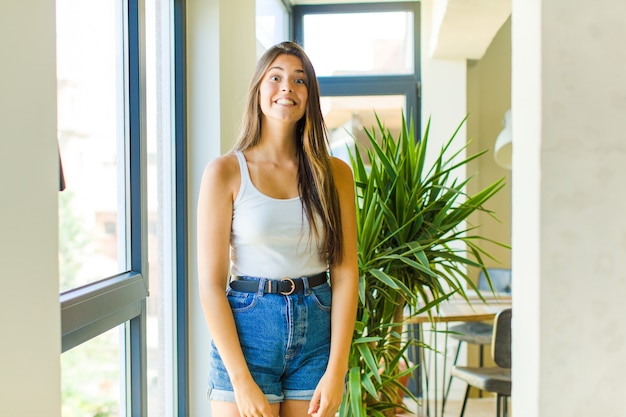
[[494, 109, 512, 169]]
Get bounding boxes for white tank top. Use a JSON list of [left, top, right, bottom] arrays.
[[230, 151, 327, 279]]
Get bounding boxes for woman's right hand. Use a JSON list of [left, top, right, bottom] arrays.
[[233, 378, 275, 417]]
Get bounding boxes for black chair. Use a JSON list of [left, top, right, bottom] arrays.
[[442, 268, 511, 411], [450, 308, 512, 417]]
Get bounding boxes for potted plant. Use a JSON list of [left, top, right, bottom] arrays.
[[337, 113, 507, 417]]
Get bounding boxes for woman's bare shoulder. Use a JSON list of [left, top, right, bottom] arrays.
[[204, 152, 239, 176], [200, 152, 241, 194], [329, 156, 354, 185]]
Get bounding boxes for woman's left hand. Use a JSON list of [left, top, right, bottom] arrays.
[[307, 370, 346, 417]]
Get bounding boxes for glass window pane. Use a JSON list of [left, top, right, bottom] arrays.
[[61, 326, 124, 417], [57, 0, 127, 292], [323, 95, 406, 164], [256, 0, 289, 58], [146, 1, 176, 416], [303, 12, 414, 76]]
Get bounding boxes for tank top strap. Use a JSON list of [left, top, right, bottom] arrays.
[[234, 151, 247, 176], [234, 151, 251, 203]]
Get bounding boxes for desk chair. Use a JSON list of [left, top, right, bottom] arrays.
[[442, 268, 511, 412], [450, 308, 512, 417]]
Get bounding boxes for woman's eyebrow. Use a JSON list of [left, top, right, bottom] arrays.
[[268, 65, 305, 74]]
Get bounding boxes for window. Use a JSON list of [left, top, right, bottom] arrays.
[[57, 0, 126, 293], [293, 2, 421, 160], [256, 0, 290, 58], [302, 10, 414, 77], [324, 95, 406, 161], [145, 1, 188, 416], [61, 326, 124, 417], [57, 1, 187, 416]]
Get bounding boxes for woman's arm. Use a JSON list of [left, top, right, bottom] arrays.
[[309, 157, 359, 417], [197, 154, 274, 416]]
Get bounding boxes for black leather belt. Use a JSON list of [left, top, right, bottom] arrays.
[[229, 272, 328, 295]]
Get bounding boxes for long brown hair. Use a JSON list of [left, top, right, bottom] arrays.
[[232, 41, 343, 266]]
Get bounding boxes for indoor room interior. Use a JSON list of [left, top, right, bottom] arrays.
[[2, 0, 625, 417]]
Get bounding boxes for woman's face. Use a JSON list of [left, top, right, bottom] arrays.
[[258, 53, 309, 127]]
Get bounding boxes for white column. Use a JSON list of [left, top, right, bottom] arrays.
[[420, 0, 468, 187], [186, 0, 256, 416], [0, 1, 61, 416], [512, 1, 626, 416], [420, 0, 469, 402]]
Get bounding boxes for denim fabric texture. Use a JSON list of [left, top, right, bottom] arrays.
[[207, 276, 332, 403]]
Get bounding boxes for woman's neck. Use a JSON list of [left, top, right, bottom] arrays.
[[256, 119, 299, 160]]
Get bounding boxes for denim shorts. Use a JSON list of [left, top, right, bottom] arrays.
[[207, 276, 332, 403]]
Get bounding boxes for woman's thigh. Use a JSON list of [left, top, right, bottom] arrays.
[[210, 400, 281, 417], [279, 399, 310, 417]]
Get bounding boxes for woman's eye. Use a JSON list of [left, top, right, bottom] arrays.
[[294, 78, 306, 85], [270, 75, 280, 82]]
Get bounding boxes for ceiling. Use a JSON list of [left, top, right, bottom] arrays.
[[429, 0, 511, 60]]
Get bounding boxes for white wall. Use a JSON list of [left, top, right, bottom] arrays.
[[510, 0, 541, 414], [466, 19, 512, 272], [419, 0, 469, 402], [420, 0, 468, 154], [512, 0, 626, 416], [186, 1, 256, 416], [0, 1, 61, 416]]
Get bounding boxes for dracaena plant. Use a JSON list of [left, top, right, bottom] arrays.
[[338, 113, 506, 417]]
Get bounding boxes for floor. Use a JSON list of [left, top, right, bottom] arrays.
[[398, 396, 509, 417]]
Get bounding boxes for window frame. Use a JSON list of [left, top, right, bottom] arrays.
[[59, 0, 149, 354], [292, 1, 421, 133], [173, 0, 189, 415], [59, 0, 188, 415]]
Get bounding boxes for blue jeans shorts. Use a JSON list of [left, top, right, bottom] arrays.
[[207, 276, 332, 403]]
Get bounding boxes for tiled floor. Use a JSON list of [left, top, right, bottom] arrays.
[[398, 396, 507, 417]]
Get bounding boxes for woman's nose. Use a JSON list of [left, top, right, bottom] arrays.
[[280, 81, 293, 92]]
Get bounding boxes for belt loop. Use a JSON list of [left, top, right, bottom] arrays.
[[257, 278, 266, 297], [303, 276, 312, 296]]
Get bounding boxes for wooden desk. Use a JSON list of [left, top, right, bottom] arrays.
[[407, 295, 512, 324], [405, 296, 512, 417]]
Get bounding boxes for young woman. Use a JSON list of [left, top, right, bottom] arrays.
[[197, 41, 359, 417]]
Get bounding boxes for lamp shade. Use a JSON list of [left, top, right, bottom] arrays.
[[494, 109, 512, 169]]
